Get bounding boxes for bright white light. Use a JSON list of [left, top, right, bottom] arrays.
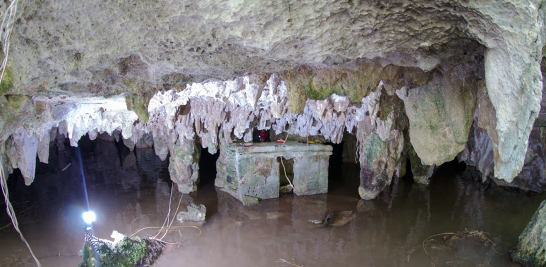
[[82, 211, 96, 224]]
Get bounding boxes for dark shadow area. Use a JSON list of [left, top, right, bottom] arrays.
[[328, 142, 344, 178], [277, 157, 294, 186], [252, 128, 271, 142], [2, 134, 546, 267], [327, 141, 360, 196], [430, 159, 467, 182], [198, 148, 219, 187], [401, 158, 414, 184]]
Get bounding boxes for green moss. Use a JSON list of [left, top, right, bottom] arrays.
[[343, 74, 373, 102], [283, 62, 431, 113], [512, 200, 546, 267], [125, 93, 153, 123], [282, 69, 310, 114], [363, 133, 385, 169], [79, 235, 163, 267], [161, 73, 198, 91], [0, 67, 14, 94], [5, 94, 29, 110], [122, 78, 139, 92], [305, 82, 328, 100], [79, 242, 98, 267]]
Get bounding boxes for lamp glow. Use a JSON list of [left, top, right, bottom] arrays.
[[82, 211, 96, 224]]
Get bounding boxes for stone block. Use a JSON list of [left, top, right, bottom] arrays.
[[216, 141, 332, 205]]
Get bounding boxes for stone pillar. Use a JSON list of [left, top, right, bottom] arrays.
[[358, 167, 389, 200], [292, 155, 329, 195], [168, 138, 201, 194]]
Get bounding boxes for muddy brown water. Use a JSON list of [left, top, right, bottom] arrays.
[[0, 137, 544, 267]]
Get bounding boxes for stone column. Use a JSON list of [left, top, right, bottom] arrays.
[[168, 138, 201, 194]]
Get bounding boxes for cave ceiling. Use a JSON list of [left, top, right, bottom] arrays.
[[0, 0, 545, 187]]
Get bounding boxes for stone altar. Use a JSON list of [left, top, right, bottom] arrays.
[[215, 141, 333, 205]]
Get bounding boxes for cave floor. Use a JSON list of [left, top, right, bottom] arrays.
[[0, 138, 544, 267]]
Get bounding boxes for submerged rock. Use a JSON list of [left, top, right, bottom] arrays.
[[306, 211, 356, 227], [176, 203, 206, 222], [330, 211, 357, 227], [512, 200, 546, 266]]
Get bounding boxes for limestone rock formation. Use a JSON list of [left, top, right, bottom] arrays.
[[512, 200, 546, 266], [0, 0, 544, 197], [459, 59, 546, 193], [399, 68, 475, 166], [176, 203, 207, 222], [168, 138, 201, 194]]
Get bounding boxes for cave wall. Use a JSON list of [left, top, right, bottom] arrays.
[[0, 0, 545, 197], [1, 53, 483, 197]]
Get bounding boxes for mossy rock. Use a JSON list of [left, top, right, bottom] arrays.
[[512, 200, 546, 267], [282, 68, 310, 114], [79, 235, 163, 267], [282, 62, 430, 113], [0, 67, 14, 94], [125, 92, 154, 123], [5, 94, 29, 110], [362, 133, 385, 169]]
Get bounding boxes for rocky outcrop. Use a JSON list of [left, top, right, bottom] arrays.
[[463, 1, 545, 181], [176, 203, 206, 222], [512, 200, 546, 266], [398, 67, 475, 166], [0, 0, 544, 196], [0, 54, 488, 197], [168, 138, 201, 194], [459, 58, 546, 193]]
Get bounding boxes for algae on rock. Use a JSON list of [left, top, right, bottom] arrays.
[[400, 70, 476, 167], [125, 92, 154, 123], [512, 200, 546, 267], [79, 231, 163, 267], [0, 67, 14, 94]]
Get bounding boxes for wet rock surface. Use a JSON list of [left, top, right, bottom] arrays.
[[0, 0, 544, 196], [176, 203, 206, 222], [79, 230, 164, 267], [1, 138, 546, 266], [216, 141, 332, 205], [512, 200, 546, 266]]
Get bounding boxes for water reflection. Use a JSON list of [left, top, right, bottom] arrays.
[[0, 137, 544, 267]]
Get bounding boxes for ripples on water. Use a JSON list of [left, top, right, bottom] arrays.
[[0, 136, 544, 266]]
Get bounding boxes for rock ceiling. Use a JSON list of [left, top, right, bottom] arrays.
[[0, 0, 544, 195]]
